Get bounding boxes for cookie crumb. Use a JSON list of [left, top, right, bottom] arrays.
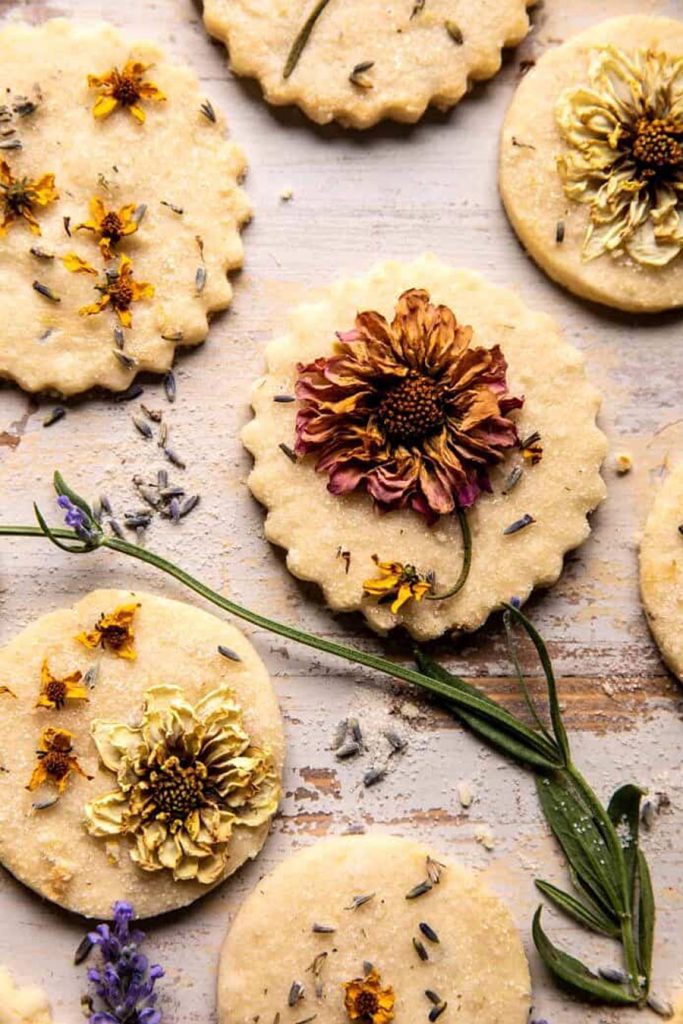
[[615, 452, 633, 474]]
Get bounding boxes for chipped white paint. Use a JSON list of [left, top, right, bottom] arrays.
[[0, 0, 682, 1023]]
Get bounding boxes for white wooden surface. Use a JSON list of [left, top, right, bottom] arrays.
[[1, 0, 683, 1021]]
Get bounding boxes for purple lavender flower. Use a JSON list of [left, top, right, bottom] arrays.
[[86, 901, 164, 1024], [57, 495, 97, 543]]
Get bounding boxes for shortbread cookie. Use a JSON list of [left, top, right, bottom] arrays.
[[500, 16, 683, 313], [217, 834, 531, 1024], [242, 254, 607, 641], [0, 20, 250, 396], [640, 462, 683, 682], [203, 0, 535, 129], [0, 590, 283, 918], [0, 967, 53, 1024]]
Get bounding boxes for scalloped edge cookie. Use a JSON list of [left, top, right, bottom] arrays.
[[203, 0, 536, 129], [242, 254, 607, 641], [0, 20, 250, 396]]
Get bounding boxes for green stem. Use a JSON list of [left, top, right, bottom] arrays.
[[283, 0, 333, 78], [0, 524, 533, 730], [426, 505, 472, 601]]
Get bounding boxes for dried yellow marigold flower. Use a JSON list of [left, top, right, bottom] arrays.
[[64, 254, 154, 328], [76, 197, 142, 259], [27, 727, 92, 793], [35, 660, 88, 711], [0, 159, 58, 236], [76, 602, 139, 660], [87, 60, 166, 122], [556, 45, 683, 266], [84, 684, 280, 884], [343, 968, 395, 1024], [363, 557, 432, 614]]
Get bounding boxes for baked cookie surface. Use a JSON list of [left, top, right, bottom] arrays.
[[640, 462, 683, 682], [0, 589, 283, 919], [0, 19, 250, 396], [500, 16, 683, 313], [243, 254, 607, 641], [203, 0, 535, 129], [217, 834, 531, 1024]]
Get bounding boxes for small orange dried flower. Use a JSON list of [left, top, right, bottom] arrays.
[[27, 727, 92, 793], [76, 197, 142, 258], [0, 159, 58, 235], [76, 602, 139, 659], [35, 660, 89, 711], [64, 253, 154, 328], [363, 557, 432, 614], [343, 968, 395, 1024], [88, 60, 166, 122]]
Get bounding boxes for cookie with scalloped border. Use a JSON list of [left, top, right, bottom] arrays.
[[203, 0, 535, 129], [242, 254, 607, 641], [0, 20, 250, 396]]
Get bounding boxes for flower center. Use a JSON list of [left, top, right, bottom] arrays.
[[42, 751, 70, 780], [377, 373, 445, 445], [2, 180, 31, 213], [148, 759, 206, 821], [632, 117, 683, 173], [355, 991, 379, 1018], [46, 679, 67, 706], [100, 623, 129, 648], [100, 211, 124, 242], [112, 72, 141, 107]]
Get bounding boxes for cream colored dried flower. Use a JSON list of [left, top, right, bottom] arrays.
[[556, 45, 683, 266], [84, 684, 280, 884]]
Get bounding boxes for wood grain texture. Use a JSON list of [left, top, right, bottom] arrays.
[[0, 0, 682, 1021]]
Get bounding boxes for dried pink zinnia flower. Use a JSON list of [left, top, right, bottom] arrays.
[[295, 288, 523, 522]]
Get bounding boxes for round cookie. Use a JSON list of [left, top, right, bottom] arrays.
[[0, 589, 284, 919], [0, 20, 250, 396], [499, 16, 683, 313], [0, 968, 53, 1024], [640, 462, 683, 682], [203, 0, 535, 130], [218, 834, 531, 1024], [242, 254, 607, 641]]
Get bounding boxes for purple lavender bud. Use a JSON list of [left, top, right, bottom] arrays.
[[510, 595, 522, 609]]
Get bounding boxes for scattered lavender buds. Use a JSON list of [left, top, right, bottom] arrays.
[[85, 900, 164, 1024]]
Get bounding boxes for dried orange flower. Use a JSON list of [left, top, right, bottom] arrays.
[[295, 289, 522, 523], [64, 254, 154, 327], [76, 197, 142, 259], [343, 968, 395, 1024], [363, 557, 432, 613], [76, 602, 139, 660], [35, 660, 89, 711], [88, 60, 166, 122], [27, 727, 92, 793], [0, 159, 58, 236]]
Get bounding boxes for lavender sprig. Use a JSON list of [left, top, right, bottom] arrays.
[[86, 901, 164, 1024]]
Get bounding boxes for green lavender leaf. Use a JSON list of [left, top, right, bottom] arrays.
[[535, 879, 620, 938], [532, 908, 639, 1004], [608, 783, 645, 906], [536, 775, 622, 915], [504, 603, 571, 765], [636, 848, 655, 987], [53, 470, 93, 520], [415, 651, 563, 769]]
